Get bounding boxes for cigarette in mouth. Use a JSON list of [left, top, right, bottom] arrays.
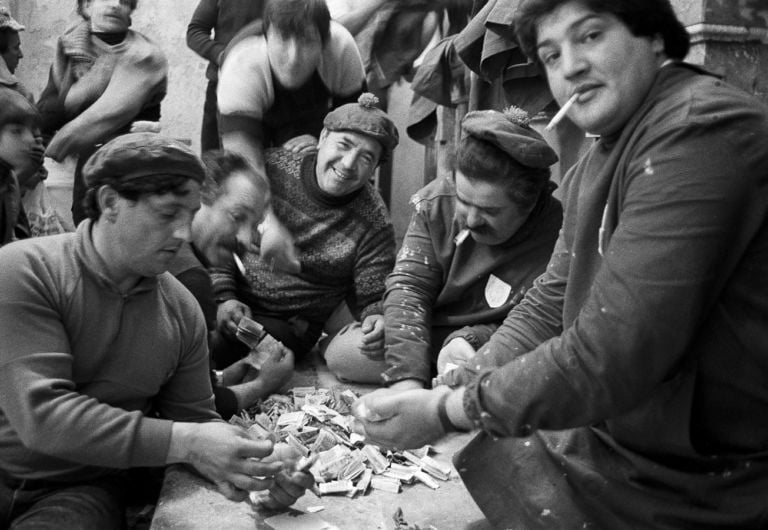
[[233, 252, 246, 275], [545, 93, 579, 131], [454, 228, 470, 246]]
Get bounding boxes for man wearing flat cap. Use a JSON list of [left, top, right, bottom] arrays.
[[213, 93, 398, 383], [0, 133, 311, 527], [336, 107, 563, 384]]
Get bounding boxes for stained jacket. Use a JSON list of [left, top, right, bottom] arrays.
[[382, 176, 562, 385], [449, 63, 768, 527], [0, 221, 217, 482]]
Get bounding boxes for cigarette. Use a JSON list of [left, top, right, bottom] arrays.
[[545, 93, 579, 131], [233, 252, 246, 275], [454, 228, 470, 246]]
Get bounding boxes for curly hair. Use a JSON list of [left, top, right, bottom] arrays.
[[514, 0, 690, 66]]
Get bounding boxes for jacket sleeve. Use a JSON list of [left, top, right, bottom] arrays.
[[186, 0, 225, 65], [382, 204, 443, 385], [36, 40, 69, 142], [461, 115, 762, 437]]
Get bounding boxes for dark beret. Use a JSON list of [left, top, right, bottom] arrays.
[[461, 108, 558, 169], [83, 133, 205, 187], [323, 93, 400, 158]]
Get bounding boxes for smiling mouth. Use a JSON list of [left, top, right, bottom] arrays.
[[332, 167, 353, 180]]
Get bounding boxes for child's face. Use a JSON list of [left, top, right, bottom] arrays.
[[0, 122, 37, 172]]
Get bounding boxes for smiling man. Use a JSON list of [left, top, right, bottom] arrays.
[[352, 0, 768, 527], [337, 108, 562, 385], [0, 134, 312, 527], [212, 94, 397, 383]]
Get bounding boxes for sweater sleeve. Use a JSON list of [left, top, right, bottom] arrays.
[[382, 203, 443, 385], [186, 0, 225, 64], [351, 207, 395, 321], [318, 21, 366, 98], [462, 114, 762, 437]]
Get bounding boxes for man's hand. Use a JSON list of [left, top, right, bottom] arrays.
[[351, 387, 450, 450], [281, 134, 318, 156], [258, 469, 316, 510], [259, 211, 301, 274], [168, 422, 283, 502], [359, 314, 385, 360], [436, 337, 476, 375], [217, 300, 252, 336]]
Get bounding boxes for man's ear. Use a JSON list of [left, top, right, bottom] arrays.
[[97, 185, 120, 221]]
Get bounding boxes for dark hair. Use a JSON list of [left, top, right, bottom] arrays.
[[200, 150, 270, 207], [456, 135, 550, 209], [83, 174, 191, 220], [0, 28, 18, 54], [264, 0, 330, 45], [0, 88, 40, 130], [77, 0, 138, 19], [514, 0, 690, 65]]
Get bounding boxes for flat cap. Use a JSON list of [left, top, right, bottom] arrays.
[[83, 133, 206, 187], [323, 93, 399, 158], [0, 6, 23, 31], [461, 107, 558, 169]]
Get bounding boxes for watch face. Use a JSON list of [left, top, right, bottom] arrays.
[[235, 316, 267, 349]]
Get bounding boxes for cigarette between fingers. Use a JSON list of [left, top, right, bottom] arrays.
[[545, 93, 579, 131]]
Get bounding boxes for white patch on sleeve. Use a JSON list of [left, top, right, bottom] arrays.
[[484, 274, 512, 308]]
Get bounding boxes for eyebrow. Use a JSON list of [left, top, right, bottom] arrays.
[[536, 13, 604, 50]]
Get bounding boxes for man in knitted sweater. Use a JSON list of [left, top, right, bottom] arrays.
[[213, 94, 398, 381]]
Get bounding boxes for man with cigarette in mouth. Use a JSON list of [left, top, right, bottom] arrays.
[[353, 0, 768, 527], [330, 107, 562, 385], [212, 94, 398, 383]]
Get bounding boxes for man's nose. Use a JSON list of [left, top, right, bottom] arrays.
[[173, 219, 192, 242], [561, 44, 588, 79], [236, 223, 255, 250], [465, 208, 483, 229]]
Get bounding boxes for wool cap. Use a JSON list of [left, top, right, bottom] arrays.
[[323, 93, 399, 158], [461, 106, 558, 169], [83, 133, 205, 187], [0, 6, 23, 32]]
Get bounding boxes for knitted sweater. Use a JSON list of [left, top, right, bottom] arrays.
[[212, 149, 395, 344], [0, 221, 217, 482]]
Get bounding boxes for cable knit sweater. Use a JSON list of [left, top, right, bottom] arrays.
[[212, 149, 395, 346]]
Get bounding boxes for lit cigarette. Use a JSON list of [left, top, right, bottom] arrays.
[[233, 252, 246, 275], [545, 93, 579, 131], [454, 228, 470, 246]]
